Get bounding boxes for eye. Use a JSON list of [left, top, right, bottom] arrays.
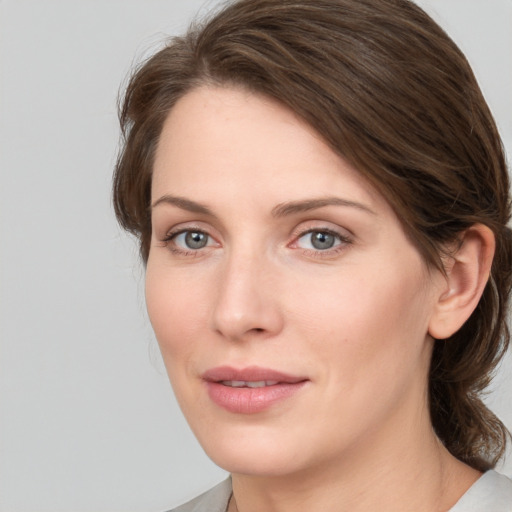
[[171, 230, 212, 250], [296, 229, 346, 251]]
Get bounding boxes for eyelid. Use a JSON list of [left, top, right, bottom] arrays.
[[289, 220, 353, 242], [162, 226, 203, 242], [293, 228, 351, 246], [161, 222, 218, 242]]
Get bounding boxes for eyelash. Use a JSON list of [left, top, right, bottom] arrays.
[[161, 227, 213, 257], [291, 228, 353, 258], [160, 226, 353, 258]]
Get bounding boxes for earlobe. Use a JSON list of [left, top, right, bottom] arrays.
[[428, 224, 495, 340]]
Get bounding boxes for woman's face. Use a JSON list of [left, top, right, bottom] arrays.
[[146, 86, 445, 476]]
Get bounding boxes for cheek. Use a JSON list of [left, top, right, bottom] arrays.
[[286, 261, 434, 445], [145, 262, 209, 365], [292, 256, 432, 383]]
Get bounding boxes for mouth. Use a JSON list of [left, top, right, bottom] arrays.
[[220, 380, 279, 388], [202, 365, 306, 384], [202, 366, 308, 414]]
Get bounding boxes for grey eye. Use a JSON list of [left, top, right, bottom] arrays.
[[297, 230, 341, 250], [310, 232, 336, 250], [185, 231, 208, 249], [173, 231, 210, 249]]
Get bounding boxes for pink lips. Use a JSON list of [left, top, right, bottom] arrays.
[[202, 366, 308, 414]]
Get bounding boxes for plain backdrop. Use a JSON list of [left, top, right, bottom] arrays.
[[1, 1, 511, 511]]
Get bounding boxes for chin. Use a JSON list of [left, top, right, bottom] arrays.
[[209, 448, 305, 477], [194, 423, 313, 477]]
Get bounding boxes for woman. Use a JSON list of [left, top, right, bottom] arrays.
[[113, 0, 512, 510]]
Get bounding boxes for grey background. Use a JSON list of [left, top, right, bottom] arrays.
[[0, 1, 510, 511]]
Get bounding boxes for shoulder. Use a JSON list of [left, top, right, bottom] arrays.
[[166, 478, 232, 512], [449, 470, 512, 512], [163, 472, 512, 512]]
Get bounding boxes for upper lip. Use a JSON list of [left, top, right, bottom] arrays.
[[202, 366, 307, 384]]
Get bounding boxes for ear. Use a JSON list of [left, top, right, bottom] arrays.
[[428, 224, 495, 340]]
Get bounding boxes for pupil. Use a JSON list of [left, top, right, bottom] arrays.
[[311, 232, 334, 250], [185, 231, 207, 249]]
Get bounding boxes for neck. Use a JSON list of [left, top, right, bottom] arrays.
[[229, 407, 480, 512]]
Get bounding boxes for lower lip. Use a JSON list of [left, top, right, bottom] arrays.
[[205, 381, 307, 414]]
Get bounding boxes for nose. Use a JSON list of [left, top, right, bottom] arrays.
[[211, 251, 284, 341]]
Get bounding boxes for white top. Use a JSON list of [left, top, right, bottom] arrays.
[[449, 470, 512, 511], [168, 470, 512, 512]]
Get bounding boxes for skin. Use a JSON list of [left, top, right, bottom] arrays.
[[146, 86, 482, 511]]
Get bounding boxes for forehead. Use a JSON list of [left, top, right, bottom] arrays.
[[152, 85, 386, 213]]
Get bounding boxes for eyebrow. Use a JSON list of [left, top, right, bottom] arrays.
[[271, 197, 376, 217], [151, 194, 376, 217], [151, 195, 216, 216]]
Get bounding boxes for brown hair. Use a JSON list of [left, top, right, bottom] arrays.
[[113, 0, 512, 471]]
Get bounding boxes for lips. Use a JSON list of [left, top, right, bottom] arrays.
[[202, 366, 308, 414]]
